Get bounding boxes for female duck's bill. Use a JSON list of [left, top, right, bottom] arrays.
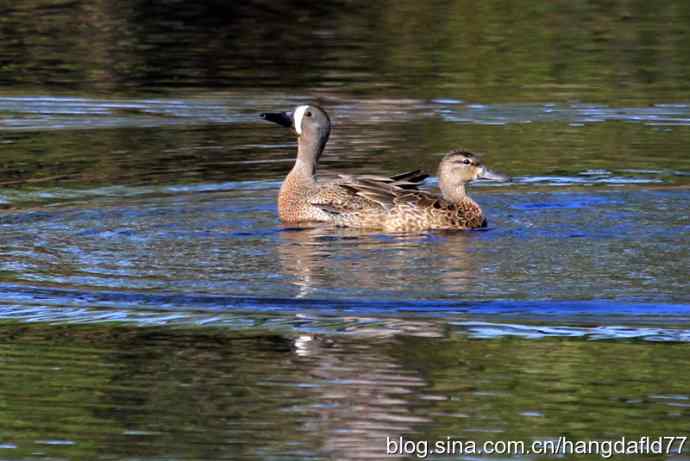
[[476, 166, 510, 182]]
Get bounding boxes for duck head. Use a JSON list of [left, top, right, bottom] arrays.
[[261, 104, 330, 135], [261, 105, 331, 165], [438, 150, 510, 202]]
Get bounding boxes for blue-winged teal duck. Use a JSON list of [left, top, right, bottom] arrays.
[[317, 150, 510, 232], [261, 105, 428, 223]]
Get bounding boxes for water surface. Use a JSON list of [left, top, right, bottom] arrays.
[[1, 1, 690, 460]]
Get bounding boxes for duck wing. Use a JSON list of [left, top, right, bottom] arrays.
[[337, 169, 429, 190], [318, 175, 444, 213], [386, 169, 430, 189], [311, 170, 432, 216]]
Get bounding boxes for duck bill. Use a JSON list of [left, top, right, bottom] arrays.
[[260, 111, 293, 129], [477, 167, 510, 182]]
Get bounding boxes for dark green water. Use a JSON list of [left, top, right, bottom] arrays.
[[1, 1, 690, 460]]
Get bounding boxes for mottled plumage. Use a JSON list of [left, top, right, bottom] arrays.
[[261, 105, 428, 223], [318, 150, 510, 232]]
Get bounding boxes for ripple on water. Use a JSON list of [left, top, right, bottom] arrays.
[[3, 96, 690, 130], [438, 102, 690, 126], [1, 187, 689, 314], [0, 282, 689, 342]]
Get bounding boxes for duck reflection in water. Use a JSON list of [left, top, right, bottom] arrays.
[[276, 226, 481, 299], [289, 325, 440, 459]]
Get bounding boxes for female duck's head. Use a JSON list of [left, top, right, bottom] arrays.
[[438, 150, 510, 201], [261, 105, 331, 163]]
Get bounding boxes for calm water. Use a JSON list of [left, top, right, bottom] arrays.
[[1, 1, 690, 460]]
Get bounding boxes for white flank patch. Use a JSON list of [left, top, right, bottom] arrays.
[[293, 105, 308, 134]]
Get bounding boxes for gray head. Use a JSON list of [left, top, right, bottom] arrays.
[[438, 150, 510, 202], [261, 105, 331, 163]]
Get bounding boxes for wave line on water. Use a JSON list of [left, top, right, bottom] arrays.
[[0, 282, 688, 318], [5, 96, 690, 131]]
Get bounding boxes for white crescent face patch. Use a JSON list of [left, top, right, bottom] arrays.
[[293, 105, 308, 135]]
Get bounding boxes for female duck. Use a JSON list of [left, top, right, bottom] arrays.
[[317, 150, 510, 232], [261, 105, 427, 223]]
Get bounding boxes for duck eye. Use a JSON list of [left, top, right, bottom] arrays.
[[463, 159, 471, 165], [306, 111, 312, 117]]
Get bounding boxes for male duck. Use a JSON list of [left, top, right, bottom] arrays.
[[317, 150, 510, 232], [261, 105, 427, 223]]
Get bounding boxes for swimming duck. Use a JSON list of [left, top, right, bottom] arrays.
[[316, 150, 510, 232], [261, 104, 428, 223]]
